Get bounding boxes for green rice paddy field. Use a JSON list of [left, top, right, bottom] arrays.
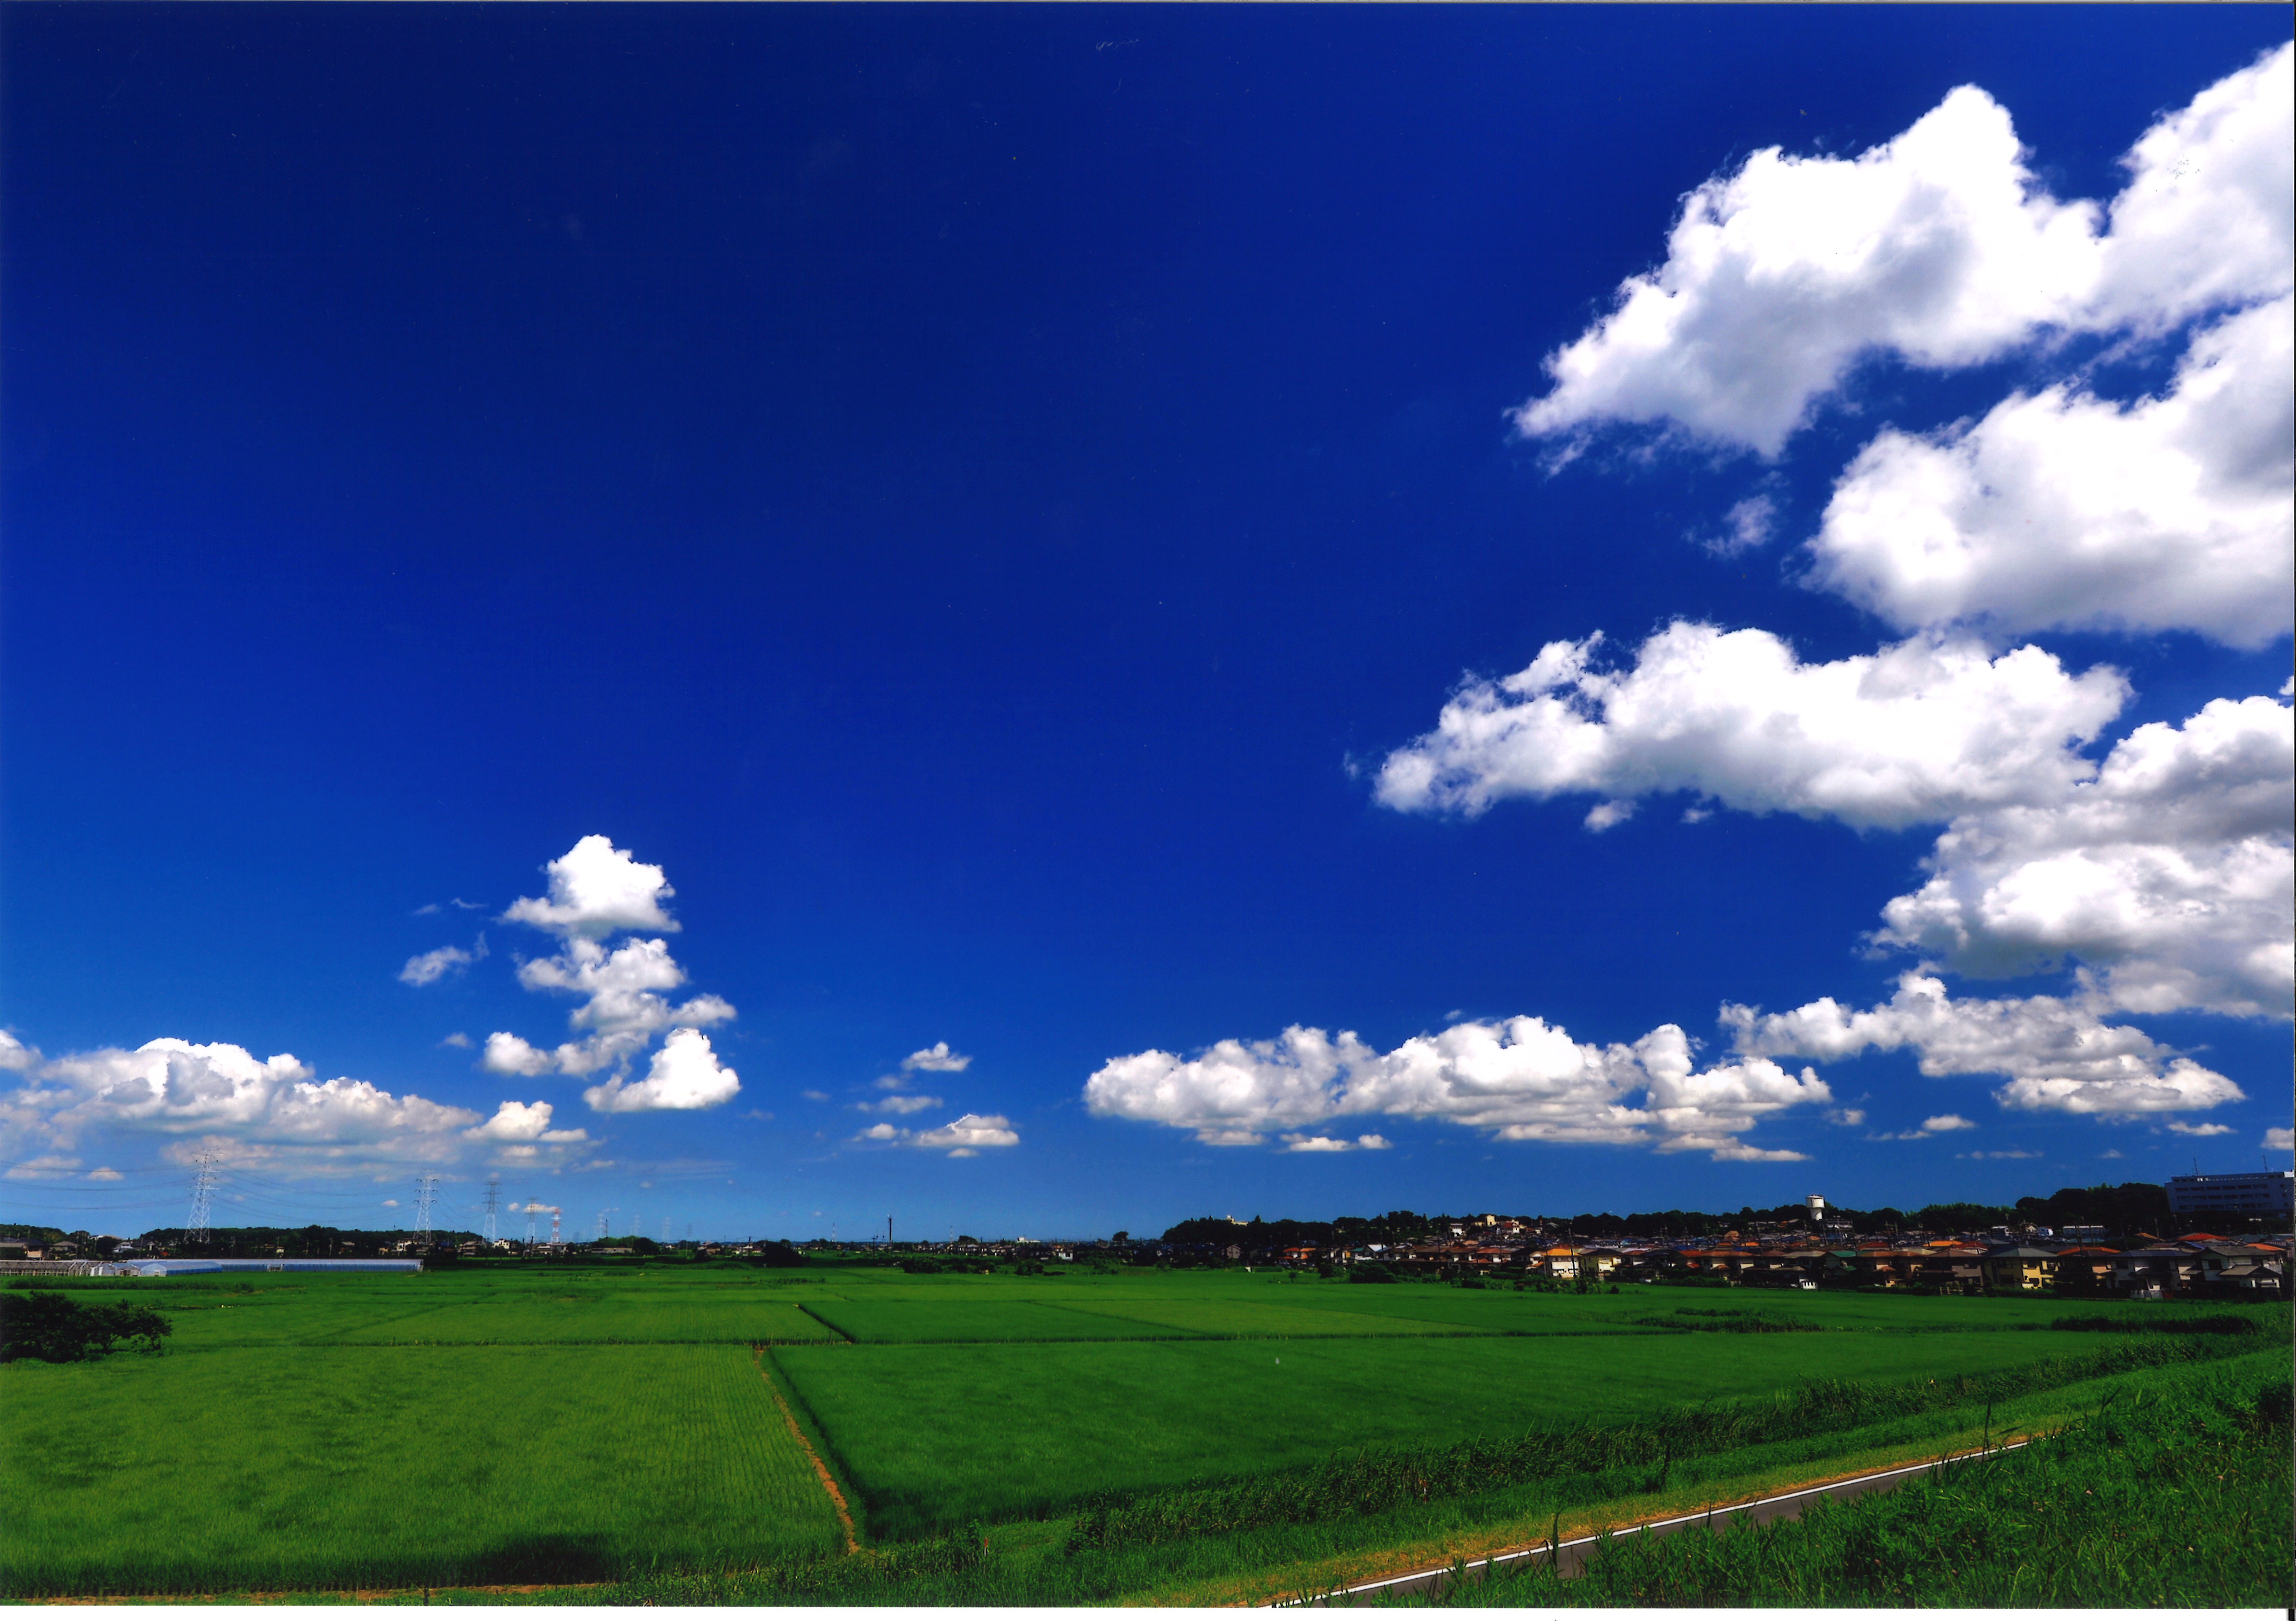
[[0, 1261, 2282, 1599]]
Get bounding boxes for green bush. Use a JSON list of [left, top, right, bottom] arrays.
[[0, 1293, 171, 1363]]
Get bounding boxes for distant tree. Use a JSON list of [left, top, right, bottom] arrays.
[[1110, 1231, 1129, 1245], [0, 1292, 171, 1364], [1913, 1201, 2013, 1232], [753, 1241, 806, 1268]]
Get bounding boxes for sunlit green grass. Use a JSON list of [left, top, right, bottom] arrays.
[[1394, 1357, 2293, 1609], [775, 1325, 2123, 1538], [10, 1262, 2278, 1598], [0, 1344, 839, 1595], [797, 1297, 1192, 1343]]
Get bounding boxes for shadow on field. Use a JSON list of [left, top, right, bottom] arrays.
[[463, 1532, 620, 1585]]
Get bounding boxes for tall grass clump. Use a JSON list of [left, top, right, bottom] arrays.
[[1400, 1367, 2292, 1608]]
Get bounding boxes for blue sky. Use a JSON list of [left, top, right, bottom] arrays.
[[3, 6, 2289, 1243]]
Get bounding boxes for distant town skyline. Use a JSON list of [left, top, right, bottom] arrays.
[[3, 7, 2290, 1242]]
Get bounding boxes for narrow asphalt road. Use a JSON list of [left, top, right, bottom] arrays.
[[1276, 1438, 2033, 1606]]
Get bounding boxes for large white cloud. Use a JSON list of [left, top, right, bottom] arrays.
[[1723, 972, 2244, 1117], [501, 835, 679, 940], [2087, 44, 2294, 331], [1085, 1013, 1829, 1161], [485, 838, 740, 1105], [1809, 296, 2293, 646], [1374, 622, 2127, 830], [1514, 46, 2291, 458], [487, 937, 737, 1077], [582, 1028, 740, 1114], [0, 1038, 489, 1174], [1874, 695, 2294, 1017], [1514, 86, 2099, 456]]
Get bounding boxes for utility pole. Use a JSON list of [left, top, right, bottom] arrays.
[[888, 1216, 894, 1248], [482, 1176, 501, 1246], [186, 1149, 220, 1247], [414, 1173, 440, 1247]]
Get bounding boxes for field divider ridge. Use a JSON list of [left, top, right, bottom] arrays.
[[753, 1343, 866, 1554], [796, 1302, 858, 1343]]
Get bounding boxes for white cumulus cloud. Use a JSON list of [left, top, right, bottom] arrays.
[[911, 1114, 1020, 1156], [2086, 45, 2294, 331], [1874, 694, 2293, 1017], [1086, 1013, 1828, 1162], [486, 839, 740, 1105], [1725, 972, 2244, 1117], [0, 1038, 485, 1174], [2264, 1127, 2293, 1152], [1374, 622, 2126, 831], [1923, 1114, 1978, 1132], [501, 835, 679, 941], [1808, 296, 2292, 646], [582, 1029, 740, 1114], [903, 1042, 972, 1073], [1282, 1133, 1393, 1153], [464, 1099, 588, 1144], [1513, 47, 2291, 458]]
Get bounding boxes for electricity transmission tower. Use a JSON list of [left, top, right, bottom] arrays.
[[185, 1149, 220, 1246], [482, 1176, 501, 1245], [524, 1200, 538, 1246], [596, 1210, 609, 1241], [414, 1173, 440, 1246], [549, 1208, 561, 1246]]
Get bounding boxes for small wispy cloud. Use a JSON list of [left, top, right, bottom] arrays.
[[401, 935, 488, 987]]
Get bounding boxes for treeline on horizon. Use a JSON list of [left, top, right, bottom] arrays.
[[0, 1225, 486, 1258], [1157, 1184, 2198, 1247]]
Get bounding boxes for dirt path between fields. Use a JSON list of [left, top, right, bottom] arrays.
[[755, 1344, 862, 1554]]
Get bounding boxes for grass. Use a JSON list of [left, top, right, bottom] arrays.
[[0, 1343, 840, 1595], [543, 1348, 2295, 1608], [4, 1263, 2281, 1601], [773, 1321, 2150, 1538], [795, 1297, 1196, 1343], [1383, 1356, 2293, 1608]]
